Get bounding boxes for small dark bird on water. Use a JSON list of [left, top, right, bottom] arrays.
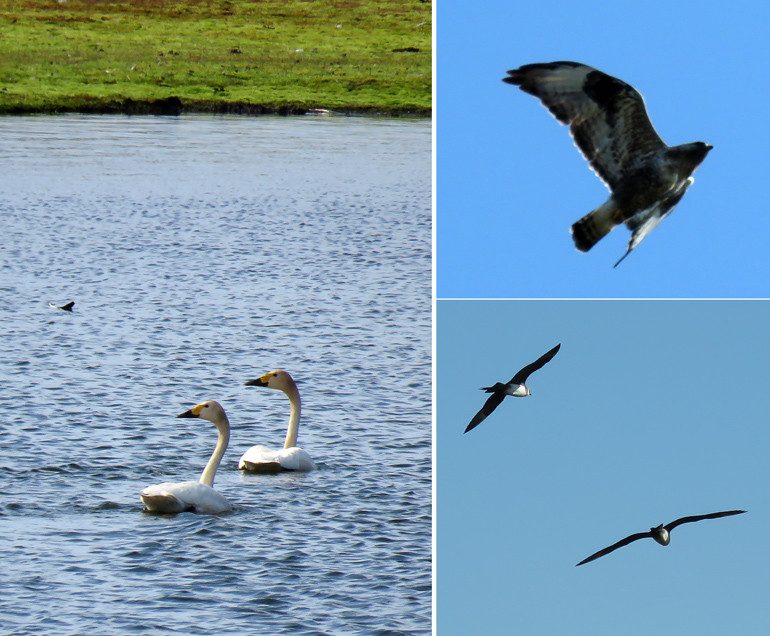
[[464, 343, 560, 434], [576, 509, 746, 566], [49, 301, 75, 312]]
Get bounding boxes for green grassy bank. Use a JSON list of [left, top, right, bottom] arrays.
[[0, 0, 431, 116]]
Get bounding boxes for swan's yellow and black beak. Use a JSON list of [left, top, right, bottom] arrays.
[[177, 403, 205, 418], [244, 376, 268, 387]]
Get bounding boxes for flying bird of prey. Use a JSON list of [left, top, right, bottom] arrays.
[[503, 61, 712, 266], [464, 343, 560, 434], [576, 509, 746, 566]]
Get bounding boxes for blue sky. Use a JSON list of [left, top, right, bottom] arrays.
[[437, 0, 770, 297], [437, 300, 770, 635]]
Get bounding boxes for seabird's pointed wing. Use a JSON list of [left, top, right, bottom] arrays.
[[509, 343, 561, 385], [613, 248, 634, 268], [503, 62, 666, 191], [576, 531, 652, 566], [61, 301, 75, 311], [464, 392, 505, 433], [664, 509, 746, 532]]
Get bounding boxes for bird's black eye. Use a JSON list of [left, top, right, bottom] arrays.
[[203, 404, 209, 408]]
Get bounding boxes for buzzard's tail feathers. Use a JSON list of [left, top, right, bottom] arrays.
[[571, 200, 620, 252]]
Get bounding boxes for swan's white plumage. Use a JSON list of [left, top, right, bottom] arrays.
[[239, 369, 316, 473], [239, 445, 316, 472], [140, 480, 230, 514], [141, 400, 232, 514]]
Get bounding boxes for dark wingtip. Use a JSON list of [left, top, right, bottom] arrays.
[[613, 250, 632, 268], [464, 419, 481, 434], [504, 61, 586, 86], [543, 343, 561, 359]]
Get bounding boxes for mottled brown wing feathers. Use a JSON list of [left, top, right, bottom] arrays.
[[504, 61, 586, 124], [504, 62, 667, 190]]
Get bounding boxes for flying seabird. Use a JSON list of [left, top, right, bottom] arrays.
[[464, 343, 560, 434], [49, 301, 75, 312], [576, 509, 746, 566]]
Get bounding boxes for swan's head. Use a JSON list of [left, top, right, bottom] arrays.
[[177, 400, 229, 430], [244, 369, 296, 392]]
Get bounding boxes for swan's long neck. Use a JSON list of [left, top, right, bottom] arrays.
[[199, 415, 230, 488], [283, 382, 301, 449]]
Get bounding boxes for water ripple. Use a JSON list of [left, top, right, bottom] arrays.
[[0, 114, 430, 635]]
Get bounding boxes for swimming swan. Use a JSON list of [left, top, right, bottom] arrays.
[[140, 400, 232, 514], [238, 370, 316, 473]]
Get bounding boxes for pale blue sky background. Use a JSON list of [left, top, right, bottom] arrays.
[[437, 300, 770, 635], [437, 0, 770, 297]]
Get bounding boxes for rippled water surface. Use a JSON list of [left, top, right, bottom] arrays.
[[0, 115, 431, 634]]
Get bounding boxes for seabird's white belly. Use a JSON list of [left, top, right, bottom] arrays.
[[504, 384, 528, 397], [653, 528, 670, 545]]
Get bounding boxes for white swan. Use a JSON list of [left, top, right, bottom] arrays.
[[238, 369, 316, 472], [140, 400, 232, 514]]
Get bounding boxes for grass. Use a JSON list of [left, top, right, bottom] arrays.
[[0, 0, 431, 115]]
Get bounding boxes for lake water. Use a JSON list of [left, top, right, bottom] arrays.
[[0, 115, 431, 634]]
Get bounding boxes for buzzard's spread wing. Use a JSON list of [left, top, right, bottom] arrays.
[[576, 531, 653, 566], [509, 343, 561, 385], [504, 62, 667, 191], [464, 392, 505, 433], [664, 510, 746, 532]]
